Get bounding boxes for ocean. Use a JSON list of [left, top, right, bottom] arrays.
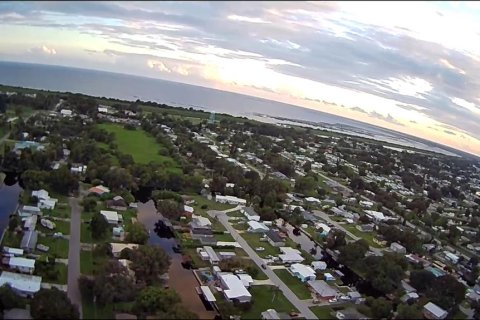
[[0, 61, 461, 157]]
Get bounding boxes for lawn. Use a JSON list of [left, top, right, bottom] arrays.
[[343, 224, 383, 248], [37, 220, 70, 235], [1, 230, 22, 247], [97, 123, 180, 171], [35, 263, 68, 284], [241, 286, 299, 319], [214, 232, 235, 242], [80, 250, 93, 275], [273, 269, 312, 300], [241, 233, 280, 258], [47, 202, 70, 219], [310, 306, 334, 319], [188, 194, 236, 216], [82, 296, 114, 320], [35, 236, 69, 258]]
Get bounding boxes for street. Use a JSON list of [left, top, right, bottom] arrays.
[[67, 197, 82, 318], [208, 210, 318, 320]]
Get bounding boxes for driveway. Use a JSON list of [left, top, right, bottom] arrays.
[[208, 210, 318, 320], [67, 197, 82, 318]]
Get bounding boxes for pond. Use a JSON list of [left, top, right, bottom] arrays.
[[0, 172, 22, 234]]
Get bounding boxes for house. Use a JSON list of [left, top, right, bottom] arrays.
[[18, 206, 41, 218], [237, 274, 254, 287], [265, 230, 285, 247], [347, 291, 362, 302], [100, 210, 121, 224], [219, 251, 236, 260], [88, 185, 110, 196], [247, 221, 269, 233], [191, 228, 215, 243], [356, 224, 374, 233], [31, 189, 49, 200], [184, 205, 194, 214], [423, 302, 448, 320], [203, 246, 220, 265], [2, 247, 24, 257], [60, 109, 73, 117], [311, 261, 327, 271], [390, 242, 407, 254], [261, 309, 281, 320], [38, 198, 57, 210], [315, 223, 331, 236], [444, 251, 460, 264], [359, 200, 374, 208], [23, 215, 38, 231], [279, 247, 304, 264], [242, 207, 260, 221], [305, 197, 321, 204], [191, 215, 212, 229], [70, 164, 87, 174], [110, 243, 139, 257], [324, 273, 335, 281], [401, 292, 419, 303], [0, 271, 42, 298], [290, 263, 316, 282], [107, 196, 128, 211], [20, 231, 38, 253], [308, 280, 338, 300], [8, 257, 35, 274], [98, 106, 109, 113], [215, 195, 247, 206], [219, 273, 252, 303], [40, 219, 55, 230]]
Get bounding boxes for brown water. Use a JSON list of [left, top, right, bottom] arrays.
[[136, 201, 216, 319]]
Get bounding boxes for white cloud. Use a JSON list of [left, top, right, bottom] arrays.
[[451, 97, 480, 115], [227, 15, 270, 24], [42, 45, 56, 55], [147, 59, 171, 73]]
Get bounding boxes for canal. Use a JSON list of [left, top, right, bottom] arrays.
[[136, 200, 216, 319], [0, 172, 22, 235]]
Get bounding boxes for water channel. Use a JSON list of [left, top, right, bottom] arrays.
[[136, 200, 216, 319], [0, 172, 22, 235]]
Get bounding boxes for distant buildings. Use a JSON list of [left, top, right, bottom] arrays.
[[242, 207, 260, 221], [390, 242, 407, 254]]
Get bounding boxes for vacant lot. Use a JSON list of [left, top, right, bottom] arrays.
[[97, 123, 180, 171], [241, 286, 298, 319], [274, 269, 312, 300]]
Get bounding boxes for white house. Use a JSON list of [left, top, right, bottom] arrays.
[[247, 221, 269, 233], [23, 215, 37, 231], [290, 263, 316, 282], [305, 197, 321, 204], [0, 271, 42, 298], [242, 207, 261, 221], [315, 223, 331, 236], [215, 195, 247, 206], [390, 242, 407, 254], [219, 273, 252, 303], [279, 247, 304, 264], [237, 274, 254, 287], [2, 247, 24, 257], [18, 206, 41, 218], [60, 109, 73, 117], [8, 257, 36, 274], [444, 251, 460, 264], [324, 272, 335, 281], [100, 210, 121, 224], [191, 215, 212, 228], [203, 246, 220, 265], [38, 198, 58, 210], [184, 205, 194, 214], [311, 261, 327, 271], [40, 218, 55, 230], [110, 243, 139, 258], [365, 210, 388, 222], [360, 200, 374, 208], [423, 302, 448, 320], [32, 189, 49, 200]]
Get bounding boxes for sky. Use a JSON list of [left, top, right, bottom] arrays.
[[1, 1, 480, 156]]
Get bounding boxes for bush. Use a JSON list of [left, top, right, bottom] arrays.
[[201, 204, 208, 209]]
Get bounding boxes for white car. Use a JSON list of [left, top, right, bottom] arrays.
[[339, 295, 350, 301], [328, 298, 337, 303], [255, 247, 265, 251]]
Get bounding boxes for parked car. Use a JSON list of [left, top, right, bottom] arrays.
[[261, 264, 267, 270]]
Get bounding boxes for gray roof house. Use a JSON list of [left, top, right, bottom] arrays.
[[20, 231, 38, 253], [265, 230, 285, 247]]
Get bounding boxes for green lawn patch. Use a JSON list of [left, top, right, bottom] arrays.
[[34, 262, 68, 285], [343, 224, 383, 248], [214, 232, 235, 242], [310, 306, 334, 319], [47, 202, 70, 218], [82, 296, 114, 320], [241, 233, 280, 258], [273, 269, 312, 300], [1, 230, 22, 247], [80, 223, 112, 244], [188, 194, 236, 216], [37, 220, 70, 235], [241, 286, 298, 319], [80, 250, 93, 275], [35, 236, 69, 258], [97, 123, 180, 170]]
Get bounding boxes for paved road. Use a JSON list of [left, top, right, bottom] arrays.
[[67, 197, 82, 318], [208, 210, 318, 320]]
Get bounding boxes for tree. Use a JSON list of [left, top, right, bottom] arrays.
[[409, 269, 435, 292], [82, 196, 97, 212], [31, 288, 79, 319], [367, 297, 392, 319], [93, 260, 138, 305], [338, 239, 369, 268], [133, 286, 181, 314], [156, 199, 184, 221], [126, 222, 149, 244], [426, 275, 465, 311], [8, 216, 19, 231], [48, 166, 79, 195], [90, 212, 109, 239], [78, 275, 95, 299], [0, 284, 24, 313], [396, 303, 422, 319], [325, 228, 346, 249], [130, 245, 171, 285]]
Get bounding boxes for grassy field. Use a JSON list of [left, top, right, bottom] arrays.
[[1, 231, 22, 247], [80, 250, 93, 275], [97, 123, 180, 171], [36, 236, 69, 258], [188, 194, 236, 215], [82, 297, 114, 320], [310, 306, 334, 319], [273, 269, 312, 300], [241, 233, 280, 258], [242, 286, 298, 319], [343, 224, 383, 248], [37, 220, 70, 235]]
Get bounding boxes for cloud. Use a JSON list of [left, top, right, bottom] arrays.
[[227, 14, 270, 24], [29, 45, 57, 55], [444, 130, 456, 135]]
